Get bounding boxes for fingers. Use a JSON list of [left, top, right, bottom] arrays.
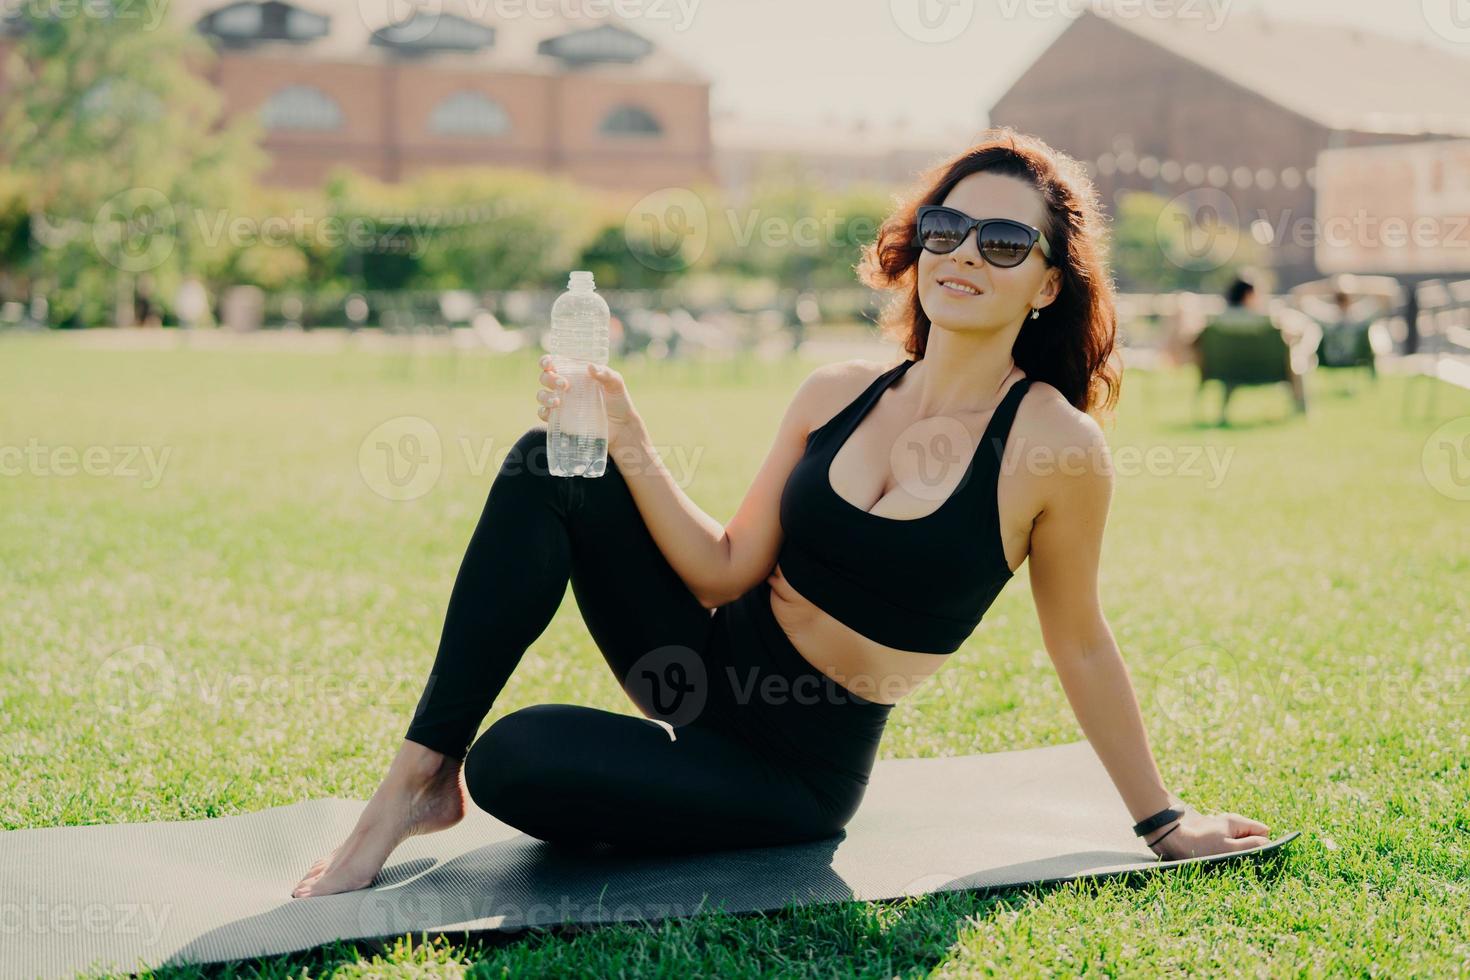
[[535, 386, 562, 423], [538, 355, 565, 421], [1225, 813, 1270, 838], [539, 355, 569, 391], [587, 362, 618, 386], [1221, 835, 1271, 852]]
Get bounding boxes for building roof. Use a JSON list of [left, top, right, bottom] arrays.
[[1085, 5, 1470, 137], [170, 0, 707, 82]]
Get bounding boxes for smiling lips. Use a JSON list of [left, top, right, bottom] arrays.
[[937, 276, 984, 296]]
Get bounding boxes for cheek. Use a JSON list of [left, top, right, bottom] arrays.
[[983, 267, 1035, 303], [915, 253, 943, 301], [915, 251, 938, 285]]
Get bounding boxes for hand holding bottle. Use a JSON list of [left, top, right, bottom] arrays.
[[537, 354, 641, 451]]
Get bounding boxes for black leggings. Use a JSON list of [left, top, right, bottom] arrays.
[[404, 425, 894, 855]]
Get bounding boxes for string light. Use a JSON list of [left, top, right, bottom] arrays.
[[1085, 136, 1330, 194]]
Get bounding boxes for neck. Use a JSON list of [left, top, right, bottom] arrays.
[[908, 321, 1020, 417]]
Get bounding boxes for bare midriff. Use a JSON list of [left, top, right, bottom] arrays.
[[764, 554, 1026, 706], [762, 564, 941, 705]]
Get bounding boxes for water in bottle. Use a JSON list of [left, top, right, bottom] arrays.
[[546, 270, 611, 478]]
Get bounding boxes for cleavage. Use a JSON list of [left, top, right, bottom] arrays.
[[827, 404, 988, 521]]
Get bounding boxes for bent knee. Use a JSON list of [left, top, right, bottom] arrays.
[[496, 426, 551, 481], [462, 704, 561, 817]]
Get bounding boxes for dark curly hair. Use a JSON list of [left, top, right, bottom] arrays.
[[856, 126, 1121, 418]]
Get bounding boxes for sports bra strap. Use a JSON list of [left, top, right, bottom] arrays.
[[980, 377, 1033, 468]]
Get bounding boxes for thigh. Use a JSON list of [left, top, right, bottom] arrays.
[[563, 452, 716, 715], [463, 703, 840, 855]]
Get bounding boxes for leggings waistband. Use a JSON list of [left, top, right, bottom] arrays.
[[739, 580, 897, 713], [706, 581, 892, 784]]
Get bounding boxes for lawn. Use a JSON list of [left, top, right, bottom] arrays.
[[2, 333, 1467, 976]]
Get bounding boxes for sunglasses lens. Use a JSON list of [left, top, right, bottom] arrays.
[[979, 222, 1034, 267], [918, 210, 967, 253]]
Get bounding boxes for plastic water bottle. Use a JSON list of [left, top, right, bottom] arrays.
[[546, 270, 610, 478]]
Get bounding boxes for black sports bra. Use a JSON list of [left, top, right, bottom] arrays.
[[776, 358, 1032, 654]]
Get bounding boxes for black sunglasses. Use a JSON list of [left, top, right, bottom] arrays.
[[915, 205, 1052, 268]]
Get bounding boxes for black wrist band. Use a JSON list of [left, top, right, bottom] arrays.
[[1147, 822, 1181, 851], [1132, 806, 1186, 837]]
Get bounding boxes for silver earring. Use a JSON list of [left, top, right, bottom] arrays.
[[1029, 307, 1041, 320]]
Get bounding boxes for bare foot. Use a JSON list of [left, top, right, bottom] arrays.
[[291, 740, 467, 898]]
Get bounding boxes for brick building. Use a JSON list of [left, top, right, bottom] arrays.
[[0, 0, 713, 194], [990, 7, 1470, 287]]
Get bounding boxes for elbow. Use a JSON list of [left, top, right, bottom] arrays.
[[693, 587, 736, 611], [694, 534, 736, 610], [693, 575, 740, 610]]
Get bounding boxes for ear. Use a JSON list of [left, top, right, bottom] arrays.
[[1033, 266, 1062, 309]]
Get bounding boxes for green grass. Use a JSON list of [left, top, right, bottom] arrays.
[[2, 334, 1467, 977]]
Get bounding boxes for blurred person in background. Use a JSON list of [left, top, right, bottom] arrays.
[[1190, 273, 1318, 413], [174, 275, 211, 331]]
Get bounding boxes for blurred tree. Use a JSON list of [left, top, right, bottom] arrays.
[[0, 0, 265, 325], [0, 171, 31, 301], [320, 166, 600, 292], [712, 176, 889, 291], [574, 223, 682, 290], [1112, 189, 1264, 295]]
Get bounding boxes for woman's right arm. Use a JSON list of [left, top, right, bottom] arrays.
[[571, 361, 858, 609]]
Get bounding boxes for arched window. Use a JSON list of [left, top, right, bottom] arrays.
[[598, 104, 661, 138], [259, 85, 343, 131], [429, 92, 511, 137]]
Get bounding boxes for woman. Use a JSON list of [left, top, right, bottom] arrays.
[[293, 128, 1270, 898]]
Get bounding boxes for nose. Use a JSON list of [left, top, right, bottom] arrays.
[[948, 229, 983, 265]]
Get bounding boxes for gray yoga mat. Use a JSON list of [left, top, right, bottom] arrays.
[[1, 740, 1296, 979]]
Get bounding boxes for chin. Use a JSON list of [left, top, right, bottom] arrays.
[[925, 292, 992, 322]]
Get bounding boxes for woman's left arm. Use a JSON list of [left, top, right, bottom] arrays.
[[1025, 408, 1271, 859]]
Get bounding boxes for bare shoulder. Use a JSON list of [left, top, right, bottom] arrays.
[[1017, 379, 1105, 443], [791, 358, 898, 436], [1014, 379, 1112, 490]]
